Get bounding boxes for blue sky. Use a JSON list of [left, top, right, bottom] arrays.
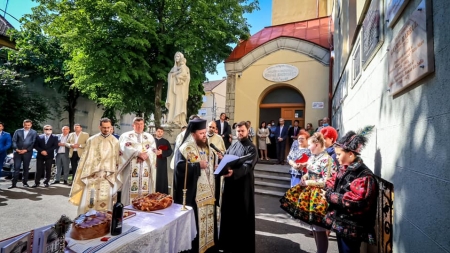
[[1, 0, 272, 81]]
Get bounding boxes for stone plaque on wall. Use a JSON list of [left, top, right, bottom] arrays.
[[388, 0, 434, 95], [386, 0, 410, 28], [263, 64, 299, 82], [362, 0, 384, 68]]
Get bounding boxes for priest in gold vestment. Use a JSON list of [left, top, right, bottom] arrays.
[[69, 118, 120, 215], [117, 117, 157, 206], [173, 119, 220, 253]]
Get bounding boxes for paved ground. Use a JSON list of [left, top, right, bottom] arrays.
[[0, 165, 338, 253]]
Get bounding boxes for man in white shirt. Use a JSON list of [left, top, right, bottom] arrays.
[[65, 124, 89, 182], [52, 126, 70, 184], [215, 113, 231, 149], [9, 119, 38, 188]]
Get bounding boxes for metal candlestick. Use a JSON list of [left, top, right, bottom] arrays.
[[181, 189, 188, 211]]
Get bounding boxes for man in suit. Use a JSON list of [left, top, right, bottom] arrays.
[[0, 122, 12, 180], [65, 124, 89, 182], [274, 118, 288, 165], [52, 126, 70, 185], [32, 125, 58, 187], [9, 119, 38, 189], [215, 113, 231, 149], [287, 120, 300, 148]]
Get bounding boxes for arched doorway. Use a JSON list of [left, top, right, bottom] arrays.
[[259, 86, 305, 129], [259, 86, 305, 160]]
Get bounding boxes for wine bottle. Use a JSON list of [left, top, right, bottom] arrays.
[[111, 191, 124, 236]]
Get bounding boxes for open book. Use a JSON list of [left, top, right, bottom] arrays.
[[214, 154, 253, 176]]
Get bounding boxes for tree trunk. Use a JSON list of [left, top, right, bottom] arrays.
[[67, 88, 80, 129], [154, 80, 164, 128]]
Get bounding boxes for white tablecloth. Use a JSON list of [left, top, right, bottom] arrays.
[[66, 203, 197, 253]]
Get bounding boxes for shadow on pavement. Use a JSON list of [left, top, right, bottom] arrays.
[[0, 185, 71, 204]]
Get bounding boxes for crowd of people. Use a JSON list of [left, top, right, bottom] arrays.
[[280, 121, 378, 253], [255, 117, 332, 164], [0, 114, 379, 253], [0, 114, 259, 253]]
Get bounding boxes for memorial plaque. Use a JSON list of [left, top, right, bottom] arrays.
[[386, 0, 410, 28], [362, 0, 384, 68], [352, 39, 361, 87], [388, 0, 434, 95], [263, 64, 299, 82]]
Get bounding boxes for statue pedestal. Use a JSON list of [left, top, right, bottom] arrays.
[[162, 124, 183, 196]]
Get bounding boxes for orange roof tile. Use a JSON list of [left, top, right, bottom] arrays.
[[225, 16, 332, 63]]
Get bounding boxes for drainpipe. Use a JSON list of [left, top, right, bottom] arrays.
[[329, 52, 334, 121], [317, 0, 320, 18], [212, 91, 216, 121]]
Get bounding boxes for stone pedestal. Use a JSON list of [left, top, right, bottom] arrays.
[[162, 123, 183, 196]]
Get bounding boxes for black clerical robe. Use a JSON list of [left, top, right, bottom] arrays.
[[219, 137, 258, 253], [155, 137, 173, 194], [173, 141, 219, 253]]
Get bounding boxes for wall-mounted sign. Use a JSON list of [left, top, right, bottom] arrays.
[[388, 0, 434, 95], [362, 0, 384, 68], [312, 102, 324, 109], [263, 64, 299, 82], [386, 0, 410, 28]]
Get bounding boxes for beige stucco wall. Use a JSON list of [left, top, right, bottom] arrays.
[[272, 0, 331, 25], [233, 49, 329, 129], [199, 81, 226, 122], [212, 81, 227, 117]]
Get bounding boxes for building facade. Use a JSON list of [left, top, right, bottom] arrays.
[[199, 79, 227, 121], [0, 16, 14, 49], [332, 0, 449, 252], [225, 0, 333, 133]]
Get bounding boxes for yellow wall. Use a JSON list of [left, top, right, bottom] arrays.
[[272, 0, 331, 25], [234, 50, 329, 129]]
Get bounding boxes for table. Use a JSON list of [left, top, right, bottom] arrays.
[[66, 203, 197, 253]]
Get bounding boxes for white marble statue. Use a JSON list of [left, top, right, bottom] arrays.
[[165, 52, 190, 127]]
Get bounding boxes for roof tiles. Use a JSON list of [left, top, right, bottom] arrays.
[[226, 16, 332, 63]]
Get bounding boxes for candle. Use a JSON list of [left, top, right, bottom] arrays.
[[184, 158, 188, 190], [89, 188, 95, 207]]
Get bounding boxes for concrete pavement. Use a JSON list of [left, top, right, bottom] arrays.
[[0, 163, 338, 252]]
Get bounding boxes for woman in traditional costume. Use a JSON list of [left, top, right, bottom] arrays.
[[324, 126, 378, 253], [280, 132, 336, 253], [286, 130, 311, 187]]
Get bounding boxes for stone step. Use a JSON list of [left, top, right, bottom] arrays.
[[255, 180, 290, 193], [255, 188, 286, 198], [254, 174, 290, 185], [254, 165, 290, 178]]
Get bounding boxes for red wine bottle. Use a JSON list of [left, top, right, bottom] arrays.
[[111, 191, 124, 236]]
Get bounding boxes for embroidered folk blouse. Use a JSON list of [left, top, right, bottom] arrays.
[[303, 150, 336, 187]]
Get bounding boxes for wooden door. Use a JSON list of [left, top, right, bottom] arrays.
[[281, 107, 305, 158], [281, 107, 305, 128]]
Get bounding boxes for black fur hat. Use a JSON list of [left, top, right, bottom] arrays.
[[334, 125, 374, 155]]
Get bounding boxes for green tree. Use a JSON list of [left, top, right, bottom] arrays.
[[34, 0, 258, 127], [7, 14, 81, 128], [0, 60, 51, 130]]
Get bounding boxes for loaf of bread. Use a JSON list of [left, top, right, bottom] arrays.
[[132, 192, 173, 211], [70, 211, 111, 240]]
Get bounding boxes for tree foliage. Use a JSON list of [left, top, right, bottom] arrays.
[[33, 0, 258, 126], [0, 56, 52, 130], [7, 14, 81, 128]]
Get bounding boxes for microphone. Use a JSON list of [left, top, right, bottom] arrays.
[[209, 143, 223, 155]]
